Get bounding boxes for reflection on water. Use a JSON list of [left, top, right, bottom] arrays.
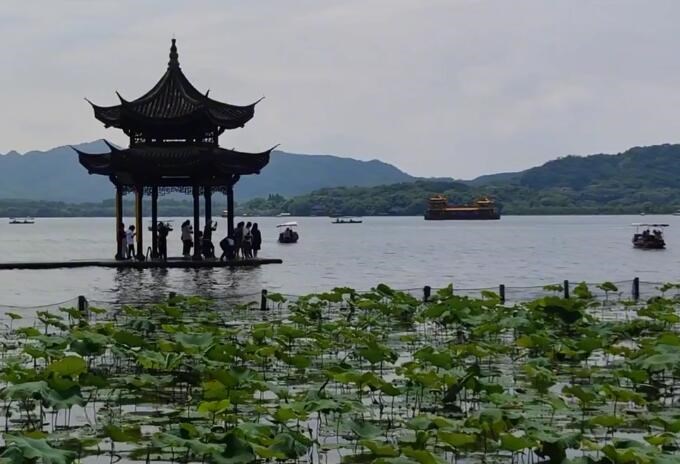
[[0, 215, 678, 306], [107, 267, 263, 304]]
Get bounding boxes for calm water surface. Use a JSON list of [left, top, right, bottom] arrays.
[[1, 215, 679, 306]]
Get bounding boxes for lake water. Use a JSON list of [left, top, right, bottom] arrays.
[[1, 215, 679, 307]]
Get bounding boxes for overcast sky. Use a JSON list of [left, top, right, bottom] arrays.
[[1, 0, 680, 178]]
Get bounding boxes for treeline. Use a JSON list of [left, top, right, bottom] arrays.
[[3, 178, 680, 217], [238, 144, 680, 216], [8, 142, 680, 218], [238, 179, 680, 216]]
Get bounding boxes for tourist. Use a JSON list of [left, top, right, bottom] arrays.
[[126, 225, 136, 260], [202, 222, 217, 258], [242, 222, 253, 258], [251, 223, 262, 258], [181, 220, 193, 257], [233, 222, 245, 259], [219, 235, 236, 261], [158, 221, 169, 261]]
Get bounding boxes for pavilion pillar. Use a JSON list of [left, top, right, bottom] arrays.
[[115, 185, 124, 260], [204, 187, 212, 231], [151, 186, 159, 259], [135, 186, 144, 260], [192, 185, 201, 260], [227, 184, 234, 237]]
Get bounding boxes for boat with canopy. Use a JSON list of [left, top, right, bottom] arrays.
[[632, 223, 668, 249], [277, 221, 299, 244]]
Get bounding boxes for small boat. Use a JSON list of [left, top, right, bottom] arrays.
[[277, 212, 292, 217], [221, 210, 229, 218], [9, 217, 35, 224], [277, 221, 299, 244], [632, 223, 668, 249], [332, 216, 363, 224]]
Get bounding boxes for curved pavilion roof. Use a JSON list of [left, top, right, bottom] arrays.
[[74, 140, 275, 186], [87, 39, 261, 133]]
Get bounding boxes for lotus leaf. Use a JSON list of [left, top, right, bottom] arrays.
[[437, 431, 476, 448], [46, 356, 87, 377], [402, 447, 444, 464], [104, 424, 142, 443], [1, 435, 75, 464]]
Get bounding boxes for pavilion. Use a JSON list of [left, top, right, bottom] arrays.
[[74, 39, 274, 260]]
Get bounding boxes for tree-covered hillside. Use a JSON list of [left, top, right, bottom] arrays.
[[240, 144, 680, 216], [3, 143, 680, 216], [519, 144, 680, 191]]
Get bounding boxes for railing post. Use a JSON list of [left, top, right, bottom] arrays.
[[563, 280, 570, 299], [260, 289, 268, 311], [77, 295, 89, 319], [632, 277, 640, 301], [423, 285, 431, 303], [499, 284, 505, 304]]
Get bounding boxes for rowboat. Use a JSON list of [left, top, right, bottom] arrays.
[[277, 221, 299, 244]]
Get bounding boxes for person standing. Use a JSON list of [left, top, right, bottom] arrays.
[[126, 225, 136, 260], [233, 222, 244, 259], [158, 221, 169, 261], [251, 223, 262, 258], [181, 220, 193, 258], [242, 222, 253, 258], [202, 221, 217, 258]]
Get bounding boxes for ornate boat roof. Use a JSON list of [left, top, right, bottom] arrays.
[[87, 39, 261, 134]]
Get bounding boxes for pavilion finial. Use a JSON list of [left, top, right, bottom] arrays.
[[168, 38, 179, 68]]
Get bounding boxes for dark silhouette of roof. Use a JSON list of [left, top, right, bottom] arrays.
[[74, 140, 274, 182], [87, 39, 262, 133]]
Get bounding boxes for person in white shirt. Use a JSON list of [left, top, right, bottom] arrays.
[[126, 225, 136, 260], [181, 220, 193, 257], [242, 222, 253, 258]]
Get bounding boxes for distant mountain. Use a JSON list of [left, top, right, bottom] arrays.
[[237, 151, 414, 198], [464, 171, 521, 186], [515, 144, 680, 191], [5, 141, 680, 215], [0, 141, 112, 203], [242, 143, 680, 215], [0, 141, 414, 203], [464, 144, 680, 191]]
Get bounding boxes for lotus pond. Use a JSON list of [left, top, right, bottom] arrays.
[[1, 282, 680, 464]]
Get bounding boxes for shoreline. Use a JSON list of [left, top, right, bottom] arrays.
[[1, 213, 679, 218]]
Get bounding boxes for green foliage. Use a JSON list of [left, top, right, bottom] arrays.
[[1, 435, 75, 464], [0, 285, 679, 463], [237, 144, 680, 216]]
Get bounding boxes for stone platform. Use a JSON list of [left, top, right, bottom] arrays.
[[0, 257, 282, 270]]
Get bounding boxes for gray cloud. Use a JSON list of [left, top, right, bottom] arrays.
[[1, 0, 679, 178]]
